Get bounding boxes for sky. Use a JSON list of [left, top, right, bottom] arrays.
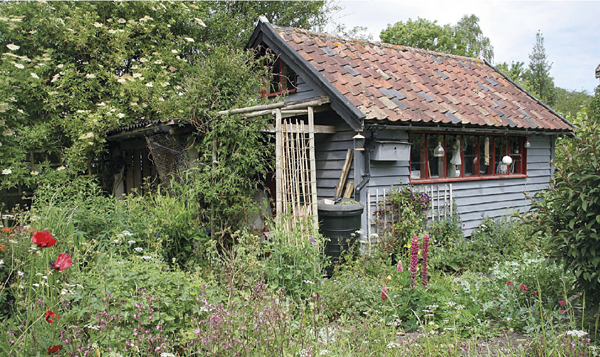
[[327, 1, 599, 93]]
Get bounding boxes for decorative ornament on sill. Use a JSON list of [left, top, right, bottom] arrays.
[[433, 142, 445, 157], [484, 137, 490, 165]]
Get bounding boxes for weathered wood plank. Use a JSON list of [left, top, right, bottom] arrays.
[[334, 149, 354, 198]]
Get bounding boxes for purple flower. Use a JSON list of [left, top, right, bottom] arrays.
[[410, 234, 420, 289], [421, 234, 429, 288], [309, 236, 315, 244]]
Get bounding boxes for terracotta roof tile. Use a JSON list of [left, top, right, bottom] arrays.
[[272, 26, 572, 131]]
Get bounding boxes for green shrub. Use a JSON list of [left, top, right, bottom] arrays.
[[261, 217, 328, 301], [432, 216, 539, 273], [454, 251, 575, 333], [528, 105, 600, 306], [375, 185, 430, 260], [320, 268, 381, 319]]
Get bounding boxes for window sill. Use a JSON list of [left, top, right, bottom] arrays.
[[266, 88, 297, 98], [410, 174, 528, 184]]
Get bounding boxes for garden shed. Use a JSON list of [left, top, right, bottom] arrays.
[[247, 17, 574, 237]]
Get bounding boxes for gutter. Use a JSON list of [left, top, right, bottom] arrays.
[[364, 123, 574, 137]]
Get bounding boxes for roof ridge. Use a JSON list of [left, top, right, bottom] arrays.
[[271, 24, 483, 64]]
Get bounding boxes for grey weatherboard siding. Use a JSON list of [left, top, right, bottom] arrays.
[[286, 73, 556, 238]]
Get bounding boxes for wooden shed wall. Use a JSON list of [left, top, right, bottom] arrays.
[[278, 72, 557, 237], [283, 74, 355, 200], [360, 132, 555, 237], [314, 115, 355, 200], [449, 134, 554, 236], [288, 75, 324, 102]]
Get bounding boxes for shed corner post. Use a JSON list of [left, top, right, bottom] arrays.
[[275, 108, 283, 224], [308, 106, 319, 236]]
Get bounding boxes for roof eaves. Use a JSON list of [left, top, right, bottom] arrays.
[[484, 59, 574, 130]]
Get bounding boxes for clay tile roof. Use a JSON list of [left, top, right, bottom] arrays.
[[272, 25, 572, 132]]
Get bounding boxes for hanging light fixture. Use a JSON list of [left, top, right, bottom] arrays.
[[434, 142, 445, 157], [353, 133, 365, 151], [524, 139, 531, 148]]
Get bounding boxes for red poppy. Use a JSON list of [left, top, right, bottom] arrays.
[[381, 287, 389, 301], [53, 253, 72, 271], [45, 310, 59, 323], [47, 345, 62, 353], [520, 284, 528, 291], [32, 231, 57, 248], [506, 281, 514, 286]]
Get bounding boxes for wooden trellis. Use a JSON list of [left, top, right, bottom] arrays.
[[275, 107, 319, 234], [366, 183, 454, 245], [217, 97, 331, 237]]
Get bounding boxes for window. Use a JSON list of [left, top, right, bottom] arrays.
[[263, 58, 297, 97], [410, 133, 527, 181]]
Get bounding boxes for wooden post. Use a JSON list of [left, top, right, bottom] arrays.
[[275, 109, 283, 222], [308, 106, 318, 235], [450, 183, 453, 216]]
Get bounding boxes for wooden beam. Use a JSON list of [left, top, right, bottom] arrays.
[[275, 109, 283, 222], [262, 125, 335, 134], [343, 182, 354, 199], [243, 102, 330, 119], [334, 149, 354, 199], [217, 96, 330, 116]]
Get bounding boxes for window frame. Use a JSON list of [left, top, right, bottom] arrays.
[[409, 132, 527, 183], [262, 57, 298, 97]]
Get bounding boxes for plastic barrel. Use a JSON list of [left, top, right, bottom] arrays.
[[318, 200, 365, 267]]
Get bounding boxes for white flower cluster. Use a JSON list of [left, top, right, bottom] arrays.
[[117, 230, 133, 238], [386, 342, 401, 349], [565, 330, 588, 338]]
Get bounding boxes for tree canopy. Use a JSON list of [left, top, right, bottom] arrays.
[[496, 33, 590, 120], [526, 31, 556, 106], [380, 15, 494, 61], [0, 1, 330, 197]]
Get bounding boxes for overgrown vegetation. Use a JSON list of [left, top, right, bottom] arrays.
[[2, 177, 597, 356], [527, 85, 600, 307], [1, 2, 599, 355]]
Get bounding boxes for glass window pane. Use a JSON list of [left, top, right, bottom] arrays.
[[446, 135, 462, 177], [494, 136, 508, 174], [282, 62, 297, 91], [410, 133, 425, 179], [463, 136, 477, 177], [479, 136, 492, 175], [428, 134, 445, 179], [509, 137, 522, 174]]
